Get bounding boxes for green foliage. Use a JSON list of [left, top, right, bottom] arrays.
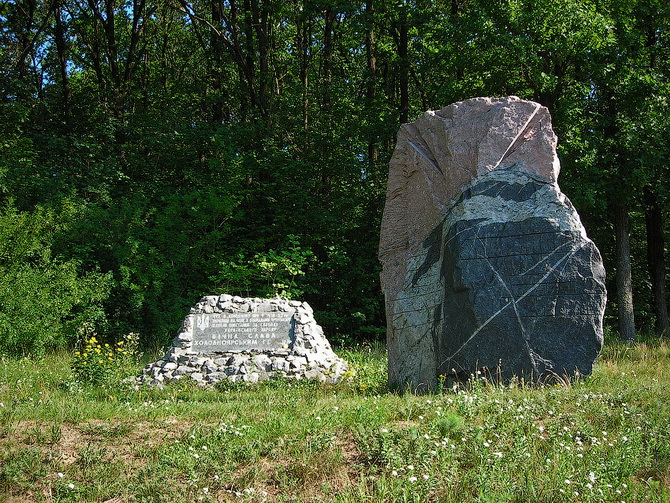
[[0, 205, 110, 355], [71, 333, 140, 386], [214, 235, 313, 299], [1, 0, 669, 347], [338, 342, 389, 395]]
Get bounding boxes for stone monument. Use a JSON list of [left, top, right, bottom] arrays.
[[379, 96, 606, 391], [140, 295, 348, 386]]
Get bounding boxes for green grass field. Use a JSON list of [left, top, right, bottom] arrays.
[[1, 338, 669, 502]]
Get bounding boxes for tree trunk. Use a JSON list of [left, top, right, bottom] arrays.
[[614, 204, 636, 341], [210, 0, 225, 124], [295, 0, 309, 129], [53, 0, 72, 128], [365, 0, 378, 172], [317, 6, 335, 192], [644, 189, 670, 336], [252, 0, 270, 116], [322, 6, 335, 109], [641, 24, 668, 336], [398, 6, 408, 123], [242, 0, 258, 112], [15, 0, 37, 80]]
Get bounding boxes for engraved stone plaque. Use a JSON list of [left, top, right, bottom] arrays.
[[191, 312, 294, 352]]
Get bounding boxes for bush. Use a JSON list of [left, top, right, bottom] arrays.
[[214, 234, 314, 299], [0, 205, 111, 355], [71, 333, 140, 386]]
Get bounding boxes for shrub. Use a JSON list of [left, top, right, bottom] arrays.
[[0, 205, 110, 355], [213, 234, 313, 299], [71, 333, 140, 386]]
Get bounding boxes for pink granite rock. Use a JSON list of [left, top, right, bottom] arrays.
[[379, 97, 605, 391], [380, 97, 559, 307]]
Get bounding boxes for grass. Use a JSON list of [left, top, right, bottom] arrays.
[[0, 339, 669, 502]]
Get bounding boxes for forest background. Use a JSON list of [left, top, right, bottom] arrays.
[[1, 0, 669, 354]]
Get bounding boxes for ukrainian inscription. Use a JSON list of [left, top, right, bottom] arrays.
[[192, 312, 294, 352]]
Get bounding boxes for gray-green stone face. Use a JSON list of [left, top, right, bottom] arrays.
[[191, 312, 294, 352]]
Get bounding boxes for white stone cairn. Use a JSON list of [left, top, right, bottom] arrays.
[[139, 295, 348, 386]]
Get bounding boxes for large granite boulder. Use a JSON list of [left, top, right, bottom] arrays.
[[379, 97, 606, 391]]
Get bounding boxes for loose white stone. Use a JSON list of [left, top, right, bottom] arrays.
[[173, 366, 196, 375]]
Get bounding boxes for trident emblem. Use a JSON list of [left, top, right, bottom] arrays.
[[196, 314, 210, 331]]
